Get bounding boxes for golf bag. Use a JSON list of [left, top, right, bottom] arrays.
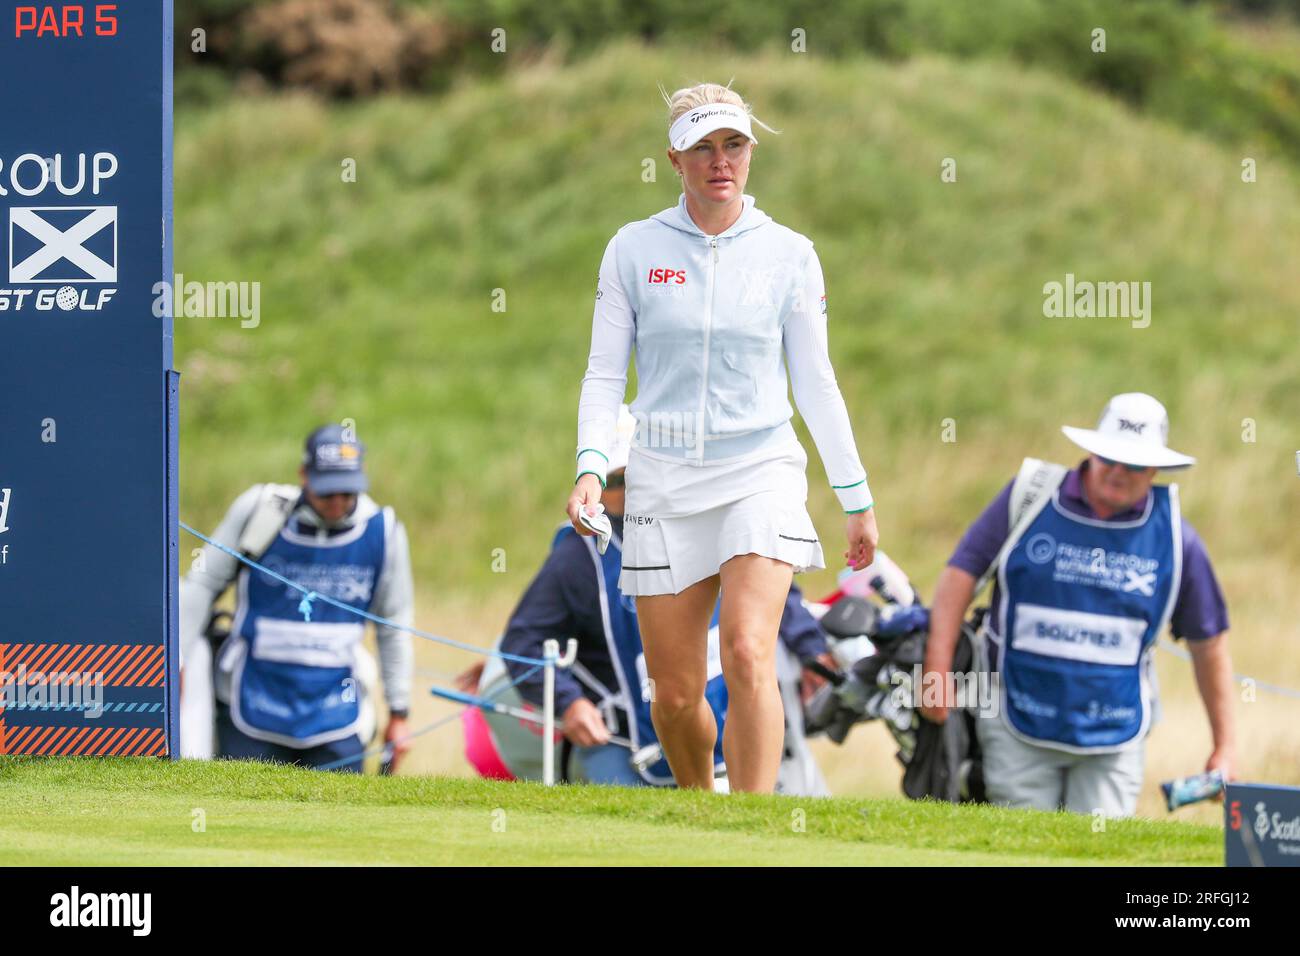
[[804, 580, 988, 804]]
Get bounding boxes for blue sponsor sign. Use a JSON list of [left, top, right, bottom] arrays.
[[1225, 783, 1300, 867], [0, 3, 177, 756]]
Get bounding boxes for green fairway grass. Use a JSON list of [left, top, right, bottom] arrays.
[[0, 759, 1221, 866]]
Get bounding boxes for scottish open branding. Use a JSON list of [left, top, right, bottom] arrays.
[[1036, 535, 1161, 595], [0, 150, 120, 312], [0, 5, 177, 758], [1007, 686, 1057, 718], [257, 557, 376, 604], [1254, 800, 1300, 852], [1085, 699, 1137, 723], [1227, 784, 1300, 866]]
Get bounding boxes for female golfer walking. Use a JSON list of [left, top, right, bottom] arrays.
[[567, 82, 878, 793]]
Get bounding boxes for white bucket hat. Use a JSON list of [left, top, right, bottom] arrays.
[[1061, 392, 1196, 470], [668, 102, 758, 152]]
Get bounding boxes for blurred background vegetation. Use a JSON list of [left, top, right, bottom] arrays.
[[173, 0, 1300, 812]]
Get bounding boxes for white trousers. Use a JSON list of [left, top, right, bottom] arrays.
[[975, 707, 1146, 817]]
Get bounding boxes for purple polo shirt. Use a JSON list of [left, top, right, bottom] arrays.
[[948, 459, 1229, 650]]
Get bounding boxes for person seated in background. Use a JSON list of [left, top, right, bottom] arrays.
[[457, 406, 835, 792], [179, 424, 414, 773]]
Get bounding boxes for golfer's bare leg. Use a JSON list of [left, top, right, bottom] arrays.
[[637, 574, 720, 789], [718, 554, 793, 793]]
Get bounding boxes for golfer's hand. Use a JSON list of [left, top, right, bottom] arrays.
[[920, 702, 948, 725], [384, 716, 412, 772], [567, 474, 604, 536], [453, 661, 484, 693], [562, 697, 610, 747], [843, 508, 879, 571], [800, 652, 839, 704], [1207, 746, 1236, 785]]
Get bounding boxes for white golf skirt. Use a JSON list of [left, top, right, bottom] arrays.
[[618, 430, 826, 596]]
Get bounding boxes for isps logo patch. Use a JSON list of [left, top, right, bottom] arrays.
[[646, 267, 686, 285], [645, 266, 686, 298]]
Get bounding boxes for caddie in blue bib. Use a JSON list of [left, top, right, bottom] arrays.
[[230, 507, 389, 747], [996, 483, 1182, 752]]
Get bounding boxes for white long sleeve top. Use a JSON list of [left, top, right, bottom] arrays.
[[577, 192, 873, 513]]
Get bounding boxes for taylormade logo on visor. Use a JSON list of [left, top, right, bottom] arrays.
[[669, 105, 753, 149], [688, 108, 734, 125]]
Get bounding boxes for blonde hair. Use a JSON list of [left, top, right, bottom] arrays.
[[657, 77, 781, 148]]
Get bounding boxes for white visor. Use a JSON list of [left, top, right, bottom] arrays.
[[669, 103, 757, 152]]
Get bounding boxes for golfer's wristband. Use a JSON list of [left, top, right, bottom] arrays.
[[833, 477, 873, 514], [575, 447, 609, 488]]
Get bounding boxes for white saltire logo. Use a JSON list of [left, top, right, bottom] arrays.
[[9, 206, 117, 283], [1121, 569, 1157, 596], [0, 487, 10, 534]]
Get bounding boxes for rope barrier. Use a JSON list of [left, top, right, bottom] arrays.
[[178, 519, 1300, 781], [1157, 639, 1300, 700], [179, 521, 548, 667], [178, 519, 564, 776], [314, 663, 544, 771]]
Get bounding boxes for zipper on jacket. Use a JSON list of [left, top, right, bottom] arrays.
[[695, 236, 719, 463]]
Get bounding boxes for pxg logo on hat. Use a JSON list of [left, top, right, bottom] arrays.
[[1060, 392, 1196, 470], [303, 424, 368, 495]]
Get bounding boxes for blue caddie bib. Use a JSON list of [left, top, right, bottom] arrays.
[[996, 484, 1181, 752], [231, 508, 389, 747], [554, 524, 728, 784]]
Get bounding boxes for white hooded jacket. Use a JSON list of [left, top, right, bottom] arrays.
[[577, 192, 872, 513]]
